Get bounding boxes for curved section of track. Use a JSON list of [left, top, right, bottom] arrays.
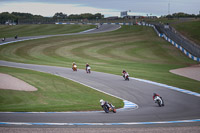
[[0, 60, 200, 126], [0, 24, 200, 127], [0, 24, 120, 46]]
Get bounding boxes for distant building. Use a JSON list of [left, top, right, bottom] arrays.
[[121, 11, 128, 18]]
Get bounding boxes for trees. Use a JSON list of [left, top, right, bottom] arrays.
[[0, 12, 45, 24], [0, 12, 105, 24], [166, 12, 198, 18], [0, 12, 17, 24], [67, 13, 104, 20], [53, 12, 67, 19]]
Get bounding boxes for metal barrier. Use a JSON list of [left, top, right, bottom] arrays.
[[155, 24, 200, 57], [55, 22, 134, 25], [138, 22, 200, 62]]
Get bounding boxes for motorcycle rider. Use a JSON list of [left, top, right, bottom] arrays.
[[2, 37, 5, 42], [86, 63, 90, 73], [153, 93, 164, 106], [100, 99, 116, 113], [15, 35, 18, 39], [122, 70, 126, 78], [122, 70, 129, 79], [100, 99, 112, 109], [72, 62, 77, 71], [100, 99, 110, 107], [72, 62, 75, 68]]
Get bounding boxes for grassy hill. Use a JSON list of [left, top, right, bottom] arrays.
[[0, 24, 95, 38], [172, 20, 200, 46], [0, 66, 123, 112], [0, 25, 199, 95]]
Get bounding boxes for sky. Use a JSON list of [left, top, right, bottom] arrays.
[[0, 0, 199, 17]]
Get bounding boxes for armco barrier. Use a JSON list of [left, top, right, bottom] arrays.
[[137, 22, 200, 62], [55, 22, 200, 62], [55, 22, 133, 25]]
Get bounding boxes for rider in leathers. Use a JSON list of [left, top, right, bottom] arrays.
[[100, 99, 111, 109], [153, 93, 164, 106]]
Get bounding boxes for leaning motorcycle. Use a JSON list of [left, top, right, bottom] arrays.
[[102, 102, 116, 113], [72, 65, 77, 71], [123, 73, 129, 81], [154, 96, 164, 107], [86, 66, 91, 73]]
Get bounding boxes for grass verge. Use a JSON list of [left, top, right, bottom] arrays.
[[0, 24, 95, 38], [172, 20, 200, 46], [0, 25, 199, 97], [0, 66, 123, 112]]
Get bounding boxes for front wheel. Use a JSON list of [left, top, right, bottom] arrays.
[[103, 106, 109, 113], [113, 108, 116, 113]]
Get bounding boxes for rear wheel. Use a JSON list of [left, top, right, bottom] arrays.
[[157, 100, 161, 107], [113, 108, 116, 113]]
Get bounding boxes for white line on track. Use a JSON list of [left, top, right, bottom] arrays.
[[0, 25, 200, 126], [0, 119, 200, 126]]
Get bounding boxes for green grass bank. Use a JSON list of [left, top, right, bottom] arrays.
[[0, 24, 95, 38], [172, 20, 200, 46], [0, 66, 123, 112], [0, 25, 199, 94]]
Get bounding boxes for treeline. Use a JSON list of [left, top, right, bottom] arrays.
[[0, 12, 104, 24], [53, 12, 104, 20], [164, 12, 200, 18], [0, 12, 46, 24]]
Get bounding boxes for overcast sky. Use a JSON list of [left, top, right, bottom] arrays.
[[0, 0, 199, 17]]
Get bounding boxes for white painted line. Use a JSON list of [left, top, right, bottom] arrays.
[[1, 119, 200, 126], [130, 77, 200, 97]]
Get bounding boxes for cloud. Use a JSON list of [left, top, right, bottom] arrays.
[[0, 0, 199, 17], [0, 2, 122, 17]]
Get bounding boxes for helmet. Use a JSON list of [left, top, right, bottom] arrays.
[[100, 99, 104, 103], [153, 93, 157, 96]]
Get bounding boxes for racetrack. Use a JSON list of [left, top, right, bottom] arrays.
[[0, 24, 120, 46], [0, 24, 200, 128]]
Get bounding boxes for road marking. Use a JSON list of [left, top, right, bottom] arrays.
[[130, 77, 200, 97], [0, 119, 200, 126]]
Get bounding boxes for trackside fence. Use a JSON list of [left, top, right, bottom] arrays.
[[55, 22, 134, 25], [138, 22, 200, 62]]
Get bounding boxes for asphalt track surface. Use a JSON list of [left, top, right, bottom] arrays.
[[0, 24, 200, 128], [0, 24, 119, 46]]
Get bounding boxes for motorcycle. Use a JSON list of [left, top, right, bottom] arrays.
[[102, 102, 116, 113], [86, 66, 91, 73], [154, 96, 164, 107], [72, 65, 77, 71], [123, 73, 129, 81]]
